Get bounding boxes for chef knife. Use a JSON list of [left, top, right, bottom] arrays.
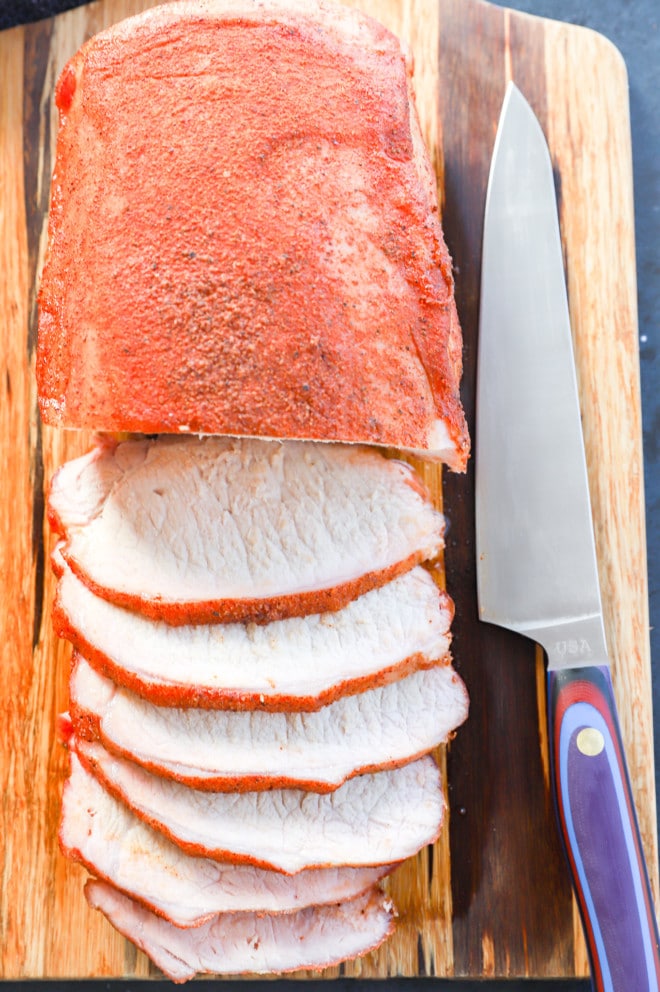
[[475, 81, 660, 991]]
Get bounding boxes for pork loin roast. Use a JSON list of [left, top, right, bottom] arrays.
[[36, 0, 468, 469], [38, 0, 471, 976], [56, 562, 452, 710], [85, 878, 395, 982], [70, 655, 468, 791], [76, 739, 445, 873], [50, 436, 445, 624], [62, 755, 392, 927]]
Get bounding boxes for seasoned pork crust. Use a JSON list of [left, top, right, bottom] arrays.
[[62, 754, 393, 927], [85, 878, 395, 982], [49, 436, 445, 625], [70, 656, 468, 790], [76, 738, 445, 873], [36, 0, 468, 469], [55, 563, 452, 710]]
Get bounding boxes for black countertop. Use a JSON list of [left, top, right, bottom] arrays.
[[1, 0, 657, 989]]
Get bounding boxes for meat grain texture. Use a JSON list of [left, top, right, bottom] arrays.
[[61, 755, 394, 927], [49, 435, 445, 623], [37, 0, 470, 981], [85, 879, 396, 982], [70, 656, 468, 791], [55, 554, 453, 709], [75, 739, 447, 873]]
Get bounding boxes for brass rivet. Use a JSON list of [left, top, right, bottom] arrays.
[[577, 727, 605, 756]]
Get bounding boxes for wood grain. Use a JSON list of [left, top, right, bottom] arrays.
[[0, 0, 655, 980]]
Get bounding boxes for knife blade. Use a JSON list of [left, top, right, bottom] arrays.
[[475, 81, 660, 991]]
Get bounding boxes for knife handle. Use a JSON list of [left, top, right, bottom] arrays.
[[548, 664, 660, 991]]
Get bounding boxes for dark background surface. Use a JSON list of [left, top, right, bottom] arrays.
[[0, 0, 657, 989]]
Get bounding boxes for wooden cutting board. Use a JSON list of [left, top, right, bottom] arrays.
[[0, 0, 655, 979]]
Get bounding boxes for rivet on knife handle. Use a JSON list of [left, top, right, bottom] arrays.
[[549, 665, 660, 990]]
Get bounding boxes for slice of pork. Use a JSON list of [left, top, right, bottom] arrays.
[[55, 564, 453, 709], [85, 879, 395, 982], [49, 435, 444, 624], [71, 655, 468, 791], [76, 739, 445, 873], [62, 755, 392, 927]]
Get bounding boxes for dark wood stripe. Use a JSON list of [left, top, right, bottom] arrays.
[[23, 21, 55, 652], [29, 419, 45, 653], [417, 932, 427, 975], [23, 18, 54, 357], [437, 0, 576, 977], [427, 832, 435, 881]]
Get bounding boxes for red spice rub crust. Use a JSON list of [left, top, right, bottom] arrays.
[[37, 0, 469, 469], [62, 836, 396, 928], [68, 662, 465, 793], [74, 741, 444, 873], [70, 711, 450, 793], [53, 576, 453, 704], [59, 546, 431, 627]]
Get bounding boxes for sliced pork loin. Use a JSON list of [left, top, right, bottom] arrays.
[[62, 755, 392, 927], [49, 435, 444, 625], [76, 739, 444, 873], [70, 655, 468, 791], [86, 878, 395, 982], [55, 563, 452, 710]]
